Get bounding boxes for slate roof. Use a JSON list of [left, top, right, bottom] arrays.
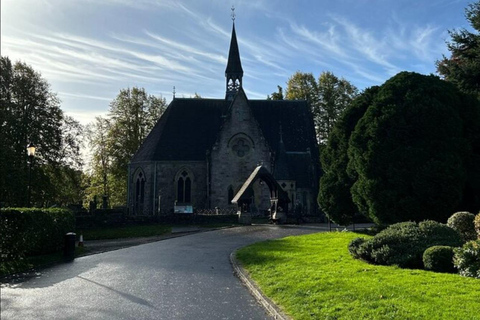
[[273, 135, 293, 181], [287, 153, 315, 188], [131, 98, 227, 162], [131, 97, 318, 164]]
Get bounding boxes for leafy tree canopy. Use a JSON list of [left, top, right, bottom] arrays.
[[85, 87, 167, 207], [285, 71, 358, 144], [266, 85, 284, 100], [437, 1, 480, 97], [0, 56, 84, 207]]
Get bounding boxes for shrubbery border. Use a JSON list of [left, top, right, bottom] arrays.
[[1, 208, 75, 261]]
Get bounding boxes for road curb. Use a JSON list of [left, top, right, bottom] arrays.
[[230, 251, 291, 320]]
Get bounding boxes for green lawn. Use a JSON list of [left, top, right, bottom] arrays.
[[236, 232, 480, 320], [80, 224, 172, 240]]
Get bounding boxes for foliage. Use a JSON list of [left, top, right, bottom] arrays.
[[266, 85, 284, 100], [85, 87, 167, 207], [318, 87, 378, 225], [348, 237, 371, 261], [0, 56, 84, 207], [454, 240, 480, 278], [437, 2, 480, 213], [84, 117, 111, 207], [423, 246, 456, 273], [437, 1, 480, 98], [475, 212, 480, 238], [349, 72, 479, 224], [0, 208, 75, 262], [349, 221, 463, 268], [237, 232, 480, 320], [447, 211, 477, 241], [285, 71, 358, 143], [285, 71, 318, 103]]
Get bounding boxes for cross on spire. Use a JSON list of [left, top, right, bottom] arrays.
[[231, 5, 236, 22]]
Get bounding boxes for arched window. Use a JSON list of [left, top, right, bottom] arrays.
[[177, 177, 184, 202], [185, 177, 191, 202], [135, 171, 146, 215], [176, 170, 193, 203]]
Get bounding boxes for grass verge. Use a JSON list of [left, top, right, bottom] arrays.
[[236, 232, 480, 320], [80, 224, 172, 240]]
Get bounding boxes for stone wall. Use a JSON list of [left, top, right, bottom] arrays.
[[128, 161, 207, 215], [210, 92, 273, 210]]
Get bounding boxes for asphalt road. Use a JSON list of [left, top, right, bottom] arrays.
[[1, 224, 328, 320]]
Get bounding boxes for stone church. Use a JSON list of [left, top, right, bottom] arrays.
[[127, 22, 320, 217]]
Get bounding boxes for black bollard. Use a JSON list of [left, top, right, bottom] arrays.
[[64, 232, 76, 262]]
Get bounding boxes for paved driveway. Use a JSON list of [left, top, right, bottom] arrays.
[[1, 225, 328, 320]]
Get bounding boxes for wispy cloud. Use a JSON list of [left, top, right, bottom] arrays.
[[3, 0, 460, 128], [59, 92, 112, 101]]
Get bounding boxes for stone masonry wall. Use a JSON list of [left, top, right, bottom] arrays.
[[210, 92, 273, 210], [129, 161, 207, 215]]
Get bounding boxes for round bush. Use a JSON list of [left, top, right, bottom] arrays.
[[447, 211, 476, 242], [423, 246, 455, 273], [453, 240, 480, 278], [474, 213, 480, 239], [348, 220, 463, 268]]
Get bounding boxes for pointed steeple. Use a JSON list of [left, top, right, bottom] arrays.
[[225, 19, 243, 100]]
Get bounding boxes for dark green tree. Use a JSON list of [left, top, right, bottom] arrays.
[[0, 56, 83, 207], [349, 72, 479, 224], [318, 87, 378, 225], [437, 1, 480, 211], [437, 1, 480, 97]]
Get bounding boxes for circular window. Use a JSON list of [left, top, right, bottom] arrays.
[[232, 138, 251, 157]]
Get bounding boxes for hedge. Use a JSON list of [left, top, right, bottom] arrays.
[[0, 208, 75, 261], [349, 220, 463, 268]]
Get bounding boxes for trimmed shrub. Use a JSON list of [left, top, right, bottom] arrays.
[[423, 246, 455, 273], [0, 208, 75, 261], [474, 213, 480, 239], [349, 237, 367, 260], [348, 221, 463, 268], [453, 240, 480, 278], [447, 211, 476, 242]]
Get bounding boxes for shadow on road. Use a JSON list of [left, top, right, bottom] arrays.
[[77, 276, 158, 310]]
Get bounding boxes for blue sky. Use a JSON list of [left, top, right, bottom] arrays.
[[2, 0, 472, 125]]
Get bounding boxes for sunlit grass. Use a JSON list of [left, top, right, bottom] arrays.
[[236, 232, 480, 320]]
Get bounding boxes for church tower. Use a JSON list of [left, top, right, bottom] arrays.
[[225, 20, 243, 101]]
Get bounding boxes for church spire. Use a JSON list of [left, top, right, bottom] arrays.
[[225, 7, 243, 101]]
